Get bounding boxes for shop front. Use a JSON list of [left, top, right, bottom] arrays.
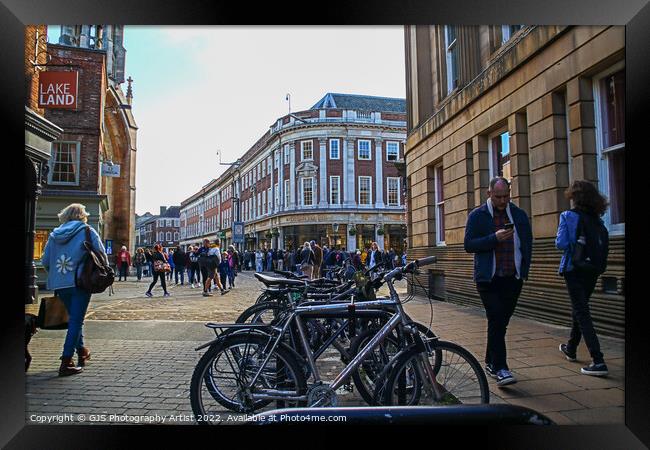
[[280, 223, 348, 251], [384, 224, 407, 254]]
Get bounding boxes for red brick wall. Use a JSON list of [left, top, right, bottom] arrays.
[[25, 25, 48, 114], [43, 45, 106, 193]]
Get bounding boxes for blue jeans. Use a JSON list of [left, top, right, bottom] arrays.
[[256, 261, 263, 272], [55, 287, 92, 358], [136, 264, 143, 280], [175, 267, 185, 284]]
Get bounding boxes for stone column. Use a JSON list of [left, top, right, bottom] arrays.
[[348, 228, 357, 252], [269, 151, 274, 214], [289, 142, 296, 209], [376, 227, 385, 249], [375, 138, 385, 208], [567, 77, 598, 184], [277, 146, 284, 212], [526, 91, 571, 238], [319, 138, 328, 207], [472, 134, 490, 206], [344, 139, 356, 206], [508, 112, 531, 216]]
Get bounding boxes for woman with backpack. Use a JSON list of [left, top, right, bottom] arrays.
[[41, 203, 107, 376], [145, 244, 170, 298], [556, 180, 610, 376]]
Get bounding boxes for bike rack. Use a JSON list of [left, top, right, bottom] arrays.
[[245, 405, 554, 425]]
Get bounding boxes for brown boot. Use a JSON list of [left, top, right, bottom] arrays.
[[58, 356, 83, 377], [77, 347, 91, 367]]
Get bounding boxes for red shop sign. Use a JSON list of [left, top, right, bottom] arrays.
[[38, 71, 78, 109]]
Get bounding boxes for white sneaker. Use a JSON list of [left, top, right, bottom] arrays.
[[190, 283, 195, 289]]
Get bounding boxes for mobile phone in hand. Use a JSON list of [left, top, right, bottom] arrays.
[[504, 223, 515, 230]]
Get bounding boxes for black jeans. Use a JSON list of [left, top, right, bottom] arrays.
[[118, 264, 128, 281], [148, 271, 168, 294], [477, 276, 523, 372], [563, 270, 604, 364]]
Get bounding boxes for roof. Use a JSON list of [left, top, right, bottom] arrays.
[[160, 206, 180, 218], [311, 93, 406, 113]]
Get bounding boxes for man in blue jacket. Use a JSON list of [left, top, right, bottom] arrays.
[[464, 177, 533, 387]]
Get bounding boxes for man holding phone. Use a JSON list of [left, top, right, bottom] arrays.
[[464, 177, 533, 387]]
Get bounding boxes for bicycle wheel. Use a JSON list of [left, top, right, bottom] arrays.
[[382, 340, 489, 406], [236, 302, 283, 324], [190, 333, 307, 422], [349, 322, 437, 405]]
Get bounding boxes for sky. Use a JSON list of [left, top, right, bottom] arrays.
[[48, 26, 406, 216]]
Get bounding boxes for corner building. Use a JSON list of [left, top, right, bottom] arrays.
[[181, 93, 407, 253], [404, 26, 625, 336]]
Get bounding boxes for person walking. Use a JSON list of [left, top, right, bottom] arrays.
[[464, 177, 533, 387], [311, 240, 323, 278], [227, 245, 238, 288], [116, 245, 131, 282], [145, 244, 170, 298], [266, 248, 273, 273], [134, 248, 147, 281], [144, 248, 153, 278], [556, 180, 610, 376], [277, 248, 284, 271], [300, 242, 315, 279], [255, 249, 263, 273], [216, 251, 228, 292], [367, 242, 384, 270], [188, 246, 200, 288], [209, 243, 227, 295], [166, 250, 175, 282], [172, 246, 186, 285], [41, 203, 107, 376]]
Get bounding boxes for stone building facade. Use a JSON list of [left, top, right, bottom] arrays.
[[32, 25, 138, 286], [404, 25, 625, 336], [180, 93, 407, 254]]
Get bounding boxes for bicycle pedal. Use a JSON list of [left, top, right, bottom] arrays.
[[343, 383, 354, 393]]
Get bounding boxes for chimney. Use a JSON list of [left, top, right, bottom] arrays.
[[160, 206, 167, 216]]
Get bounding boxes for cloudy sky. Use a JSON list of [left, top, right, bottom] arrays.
[[50, 26, 406, 215]]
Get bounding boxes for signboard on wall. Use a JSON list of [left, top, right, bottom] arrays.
[[232, 222, 244, 243], [101, 163, 121, 177], [105, 239, 113, 255], [38, 71, 79, 109]]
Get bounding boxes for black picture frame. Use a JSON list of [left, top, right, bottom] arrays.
[[3, 0, 645, 447]]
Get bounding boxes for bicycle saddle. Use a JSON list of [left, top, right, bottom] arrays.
[[254, 273, 305, 287]]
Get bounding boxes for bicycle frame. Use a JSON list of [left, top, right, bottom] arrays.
[[244, 277, 429, 404]]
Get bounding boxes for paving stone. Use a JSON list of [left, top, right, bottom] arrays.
[[561, 406, 624, 424], [564, 388, 624, 408], [504, 394, 585, 413]]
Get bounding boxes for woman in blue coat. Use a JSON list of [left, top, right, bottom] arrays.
[[556, 180, 609, 376], [42, 203, 107, 376]]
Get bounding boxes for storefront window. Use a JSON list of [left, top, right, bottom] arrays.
[[34, 230, 49, 260], [356, 224, 375, 251]]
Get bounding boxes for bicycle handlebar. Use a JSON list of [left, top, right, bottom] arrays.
[[384, 256, 437, 282]]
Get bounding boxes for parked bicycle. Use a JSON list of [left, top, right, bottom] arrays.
[[189, 256, 489, 423]]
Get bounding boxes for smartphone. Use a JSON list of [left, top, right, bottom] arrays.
[[504, 223, 515, 230]]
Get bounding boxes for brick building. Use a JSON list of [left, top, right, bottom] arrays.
[[404, 26, 625, 336], [32, 25, 138, 285], [136, 206, 181, 252], [180, 93, 407, 254]]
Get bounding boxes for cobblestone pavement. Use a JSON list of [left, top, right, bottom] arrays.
[[26, 271, 624, 425]]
